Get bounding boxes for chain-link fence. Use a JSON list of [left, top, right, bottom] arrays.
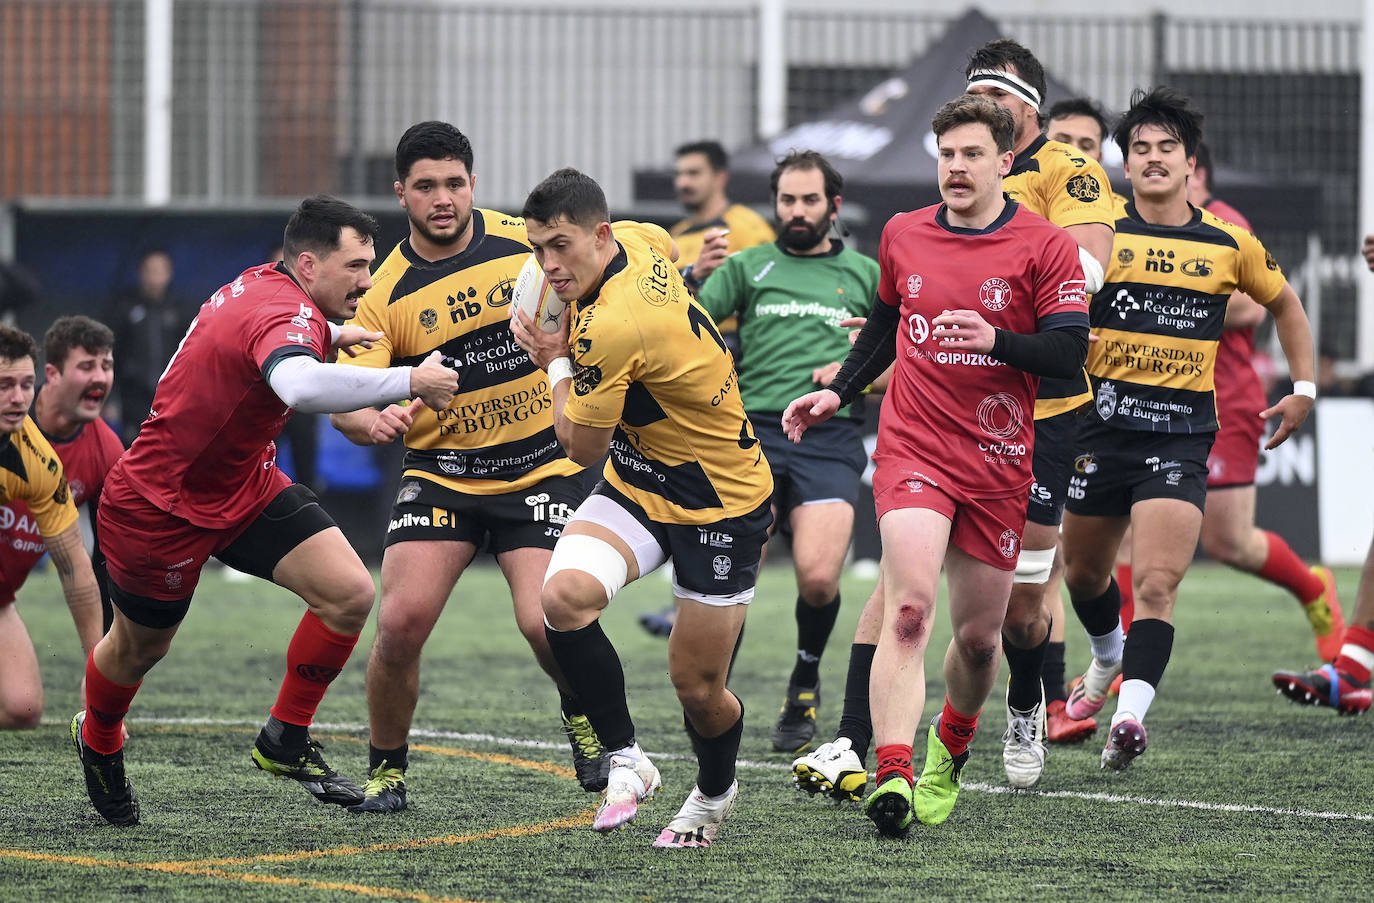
[[1, 1, 1366, 365]]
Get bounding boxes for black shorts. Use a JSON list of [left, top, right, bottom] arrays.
[[384, 474, 586, 555], [1064, 419, 1213, 518], [753, 414, 866, 520], [1026, 408, 1080, 528], [112, 483, 335, 630], [590, 480, 773, 600]]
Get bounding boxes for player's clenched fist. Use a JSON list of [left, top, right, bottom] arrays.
[[410, 349, 459, 411]]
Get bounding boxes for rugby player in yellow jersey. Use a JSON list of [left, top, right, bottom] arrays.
[[794, 40, 1116, 801], [511, 168, 774, 849], [637, 140, 778, 639], [1061, 87, 1316, 770], [0, 325, 103, 730], [331, 123, 599, 813]]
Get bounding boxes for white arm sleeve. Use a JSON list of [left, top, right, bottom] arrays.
[[266, 354, 413, 414], [1078, 244, 1105, 294]]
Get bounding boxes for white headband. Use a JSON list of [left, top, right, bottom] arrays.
[[967, 68, 1041, 111]]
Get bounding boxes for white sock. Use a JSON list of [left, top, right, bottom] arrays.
[[1339, 643, 1374, 673], [1088, 624, 1125, 665], [1113, 680, 1156, 725]]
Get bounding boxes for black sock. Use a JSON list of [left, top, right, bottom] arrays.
[[369, 743, 408, 773], [558, 690, 582, 719], [1121, 618, 1174, 687], [790, 594, 840, 687], [544, 620, 635, 751], [1003, 620, 1051, 711], [1071, 577, 1123, 638], [1042, 641, 1068, 703], [262, 714, 308, 751], [684, 695, 744, 797], [836, 643, 877, 761]]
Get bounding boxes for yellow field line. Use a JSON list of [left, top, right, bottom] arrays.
[[3, 734, 594, 903]]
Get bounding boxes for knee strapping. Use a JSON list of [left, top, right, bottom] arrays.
[[544, 534, 629, 603], [1013, 546, 1056, 585]]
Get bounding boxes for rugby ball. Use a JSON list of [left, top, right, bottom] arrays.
[[512, 254, 567, 334]]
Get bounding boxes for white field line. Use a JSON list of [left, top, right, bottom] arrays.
[[57, 715, 1374, 824]]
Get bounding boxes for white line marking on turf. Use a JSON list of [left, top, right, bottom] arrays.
[[66, 716, 1374, 823]]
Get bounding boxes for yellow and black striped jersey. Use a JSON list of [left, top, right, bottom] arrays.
[[0, 416, 78, 538], [564, 221, 773, 525], [669, 204, 776, 271], [342, 208, 580, 494], [1086, 203, 1287, 434], [1006, 135, 1117, 419]]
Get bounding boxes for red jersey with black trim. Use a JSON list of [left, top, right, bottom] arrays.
[[0, 416, 122, 598], [1205, 198, 1266, 430], [108, 263, 329, 528], [873, 200, 1089, 498]]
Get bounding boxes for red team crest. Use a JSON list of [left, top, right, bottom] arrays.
[[999, 529, 1019, 559], [979, 277, 1012, 311]]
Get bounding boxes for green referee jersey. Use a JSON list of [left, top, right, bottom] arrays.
[[696, 239, 879, 417]]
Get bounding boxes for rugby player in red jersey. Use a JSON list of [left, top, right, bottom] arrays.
[[71, 196, 460, 826], [0, 324, 104, 730], [783, 95, 1089, 836]]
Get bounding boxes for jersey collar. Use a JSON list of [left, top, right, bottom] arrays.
[[1008, 135, 1048, 177], [935, 196, 1019, 235], [576, 242, 630, 311], [399, 209, 488, 269]]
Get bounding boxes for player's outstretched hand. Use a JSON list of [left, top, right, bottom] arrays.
[[334, 326, 384, 358], [410, 350, 459, 412], [782, 389, 841, 443], [1260, 392, 1314, 450], [368, 400, 419, 444], [1363, 233, 1374, 272], [510, 306, 571, 371], [932, 309, 995, 353], [838, 316, 866, 346]]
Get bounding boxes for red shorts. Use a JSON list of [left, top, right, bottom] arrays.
[[873, 463, 1027, 570], [98, 467, 288, 601], [1207, 405, 1265, 488]]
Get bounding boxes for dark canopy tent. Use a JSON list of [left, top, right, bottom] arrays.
[[633, 8, 1317, 241]]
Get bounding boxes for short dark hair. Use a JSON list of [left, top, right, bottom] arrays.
[[1194, 140, 1214, 192], [44, 316, 114, 371], [0, 324, 38, 367], [1112, 86, 1204, 160], [1046, 97, 1109, 144], [675, 140, 729, 172], [965, 39, 1047, 106], [932, 95, 1016, 154], [281, 195, 380, 264], [521, 168, 609, 229], [769, 150, 843, 206], [395, 121, 475, 183]]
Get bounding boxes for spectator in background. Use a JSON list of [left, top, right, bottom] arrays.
[[105, 249, 189, 444], [668, 140, 776, 289]]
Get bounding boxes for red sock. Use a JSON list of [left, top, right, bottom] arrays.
[[937, 699, 979, 758], [83, 654, 141, 755], [1335, 625, 1374, 684], [269, 611, 359, 726], [1256, 531, 1325, 603], [874, 743, 913, 787], [1115, 565, 1134, 636]]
